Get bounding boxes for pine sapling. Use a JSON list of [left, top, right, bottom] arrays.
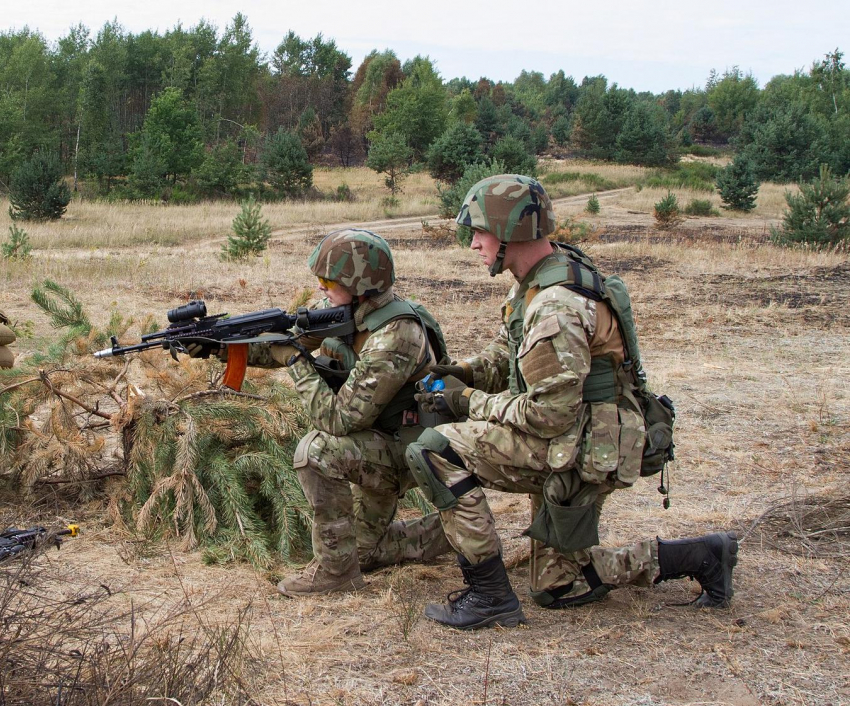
[[221, 196, 272, 261]]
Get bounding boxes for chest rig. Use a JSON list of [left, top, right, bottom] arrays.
[[504, 247, 625, 404]]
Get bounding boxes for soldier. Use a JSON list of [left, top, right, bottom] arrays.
[[406, 175, 738, 629], [240, 229, 451, 596]]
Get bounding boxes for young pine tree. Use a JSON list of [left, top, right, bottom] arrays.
[[654, 191, 682, 228], [9, 152, 71, 221], [221, 196, 272, 261], [716, 155, 759, 211], [772, 165, 850, 246], [2, 224, 32, 260]]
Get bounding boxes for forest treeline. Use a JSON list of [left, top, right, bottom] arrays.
[[0, 14, 848, 202]]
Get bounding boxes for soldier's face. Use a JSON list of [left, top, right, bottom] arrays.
[[317, 279, 354, 306], [470, 229, 501, 268]]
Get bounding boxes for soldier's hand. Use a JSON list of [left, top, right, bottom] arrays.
[[430, 360, 473, 385], [415, 375, 472, 419], [185, 341, 225, 359], [270, 343, 305, 367]]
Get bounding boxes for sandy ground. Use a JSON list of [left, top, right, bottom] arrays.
[[2, 193, 849, 705]]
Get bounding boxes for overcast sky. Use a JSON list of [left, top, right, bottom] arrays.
[[5, 0, 849, 93]]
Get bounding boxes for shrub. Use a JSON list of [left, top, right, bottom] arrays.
[[684, 198, 719, 216], [716, 155, 759, 212], [9, 152, 71, 221], [2, 224, 32, 260], [639, 161, 718, 192], [543, 171, 617, 191], [221, 196, 272, 261], [261, 128, 313, 197], [772, 165, 850, 247], [194, 140, 249, 198], [586, 194, 600, 214], [490, 135, 537, 176], [654, 191, 682, 228], [335, 183, 354, 202], [426, 123, 484, 184]]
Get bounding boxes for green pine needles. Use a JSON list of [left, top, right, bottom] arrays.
[[129, 385, 313, 568], [772, 164, 850, 246], [221, 196, 272, 261], [2, 224, 32, 260]]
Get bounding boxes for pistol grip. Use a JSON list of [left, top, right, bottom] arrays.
[[222, 343, 249, 391]]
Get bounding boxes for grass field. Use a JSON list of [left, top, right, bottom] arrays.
[[1, 168, 848, 705]]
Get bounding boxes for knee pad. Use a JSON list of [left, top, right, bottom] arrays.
[[293, 429, 325, 470], [404, 428, 476, 511]]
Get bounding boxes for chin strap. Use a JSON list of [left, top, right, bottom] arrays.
[[488, 242, 508, 277]]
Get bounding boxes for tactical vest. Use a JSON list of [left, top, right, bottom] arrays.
[[505, 246, 629, 405], [320, 299, 449, 433], [507, 244, 674, 478]]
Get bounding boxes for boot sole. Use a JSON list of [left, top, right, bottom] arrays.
[[277, 575, 367, 598], [697, 531, 738, 608]]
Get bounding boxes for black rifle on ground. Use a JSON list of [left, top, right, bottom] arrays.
[[0, 525, 79, 563], [93, 300, 355, 391]]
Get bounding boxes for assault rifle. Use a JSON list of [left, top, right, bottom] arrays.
[[93, 300, 355, 391], [0, 524, 79, 563]]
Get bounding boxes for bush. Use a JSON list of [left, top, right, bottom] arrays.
[[426, 123, 484, 184], [9, 152, 71, 221], [586, 194, 600, 214], [683, 199, 719, 216], [639, 161, 719, 192], [194, 140, 250, 198], [335, 183, 354, 202], [2, 224, 32, 260], [772, 165, 850, 247], [654, 191, 682, 228], [261, 128, 313, 197], [716, 155, 759, 212], [221, 196, 272, 261], [543, 171, 617, 191], [490, 136, 537, 176]]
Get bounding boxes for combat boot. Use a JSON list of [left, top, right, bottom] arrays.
[[277, 559, 366, 597], [424, 554, 527, 630], [656, 531, 738, 607]]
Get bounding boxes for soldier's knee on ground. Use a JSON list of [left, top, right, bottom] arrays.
[[405, 428, 478, 511]]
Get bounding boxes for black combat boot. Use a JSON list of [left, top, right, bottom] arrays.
[[424, 554, 527, 630], [656, 531, 738, 607]]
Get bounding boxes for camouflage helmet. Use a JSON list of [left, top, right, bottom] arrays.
[[456, 174, 556, 243], [308, 229, 395, 296]]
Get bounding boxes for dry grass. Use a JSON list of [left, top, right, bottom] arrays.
[[1, 189, 849, 705], [0, 168, 439, 250]]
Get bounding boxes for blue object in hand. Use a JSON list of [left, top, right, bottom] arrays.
[[421, 374, 445, 392]]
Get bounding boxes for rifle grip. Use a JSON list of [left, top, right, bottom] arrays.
[[222, 343, 248, 391]]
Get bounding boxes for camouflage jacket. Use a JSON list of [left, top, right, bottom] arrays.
[[463, 251, 645, 483], [247, 295, 430, 437]]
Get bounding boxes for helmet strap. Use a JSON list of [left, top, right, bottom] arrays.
[[488, 242, 508, 277]]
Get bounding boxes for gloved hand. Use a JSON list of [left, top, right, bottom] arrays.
[[185, 341, 225, 359], [430, 360, 473, 385], [415, 375, 472, 419], [270, 343, 305, 367]]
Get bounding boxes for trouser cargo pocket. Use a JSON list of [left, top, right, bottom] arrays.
[[524, 471, 601, 554]]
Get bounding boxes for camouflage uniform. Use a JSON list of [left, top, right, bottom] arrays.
[[249, 230, 450, 585], [410, 176, 657, 607], [0, 310, 16, 369]]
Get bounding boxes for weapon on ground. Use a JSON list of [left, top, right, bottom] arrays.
[[0, 524, 79, 563], [93, 300, 355, 391]]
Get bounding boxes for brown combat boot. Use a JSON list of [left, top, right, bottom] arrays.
[[277, 559, 366, 597]]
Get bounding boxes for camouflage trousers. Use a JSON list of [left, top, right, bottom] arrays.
[[293, 428, 451, 576], [429, 420, 660, 595]]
